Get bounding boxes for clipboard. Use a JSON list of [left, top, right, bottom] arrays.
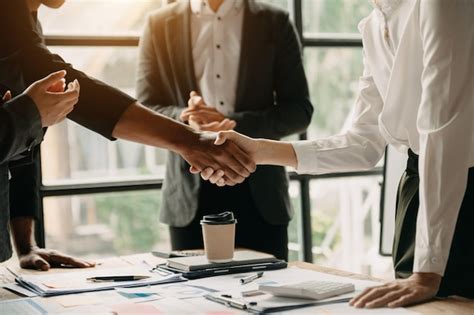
[[154, 260, 287, 280], [205, 291, 352, 313]]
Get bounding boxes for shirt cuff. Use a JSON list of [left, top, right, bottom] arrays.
[[413, 245, 448, 276], [291, 141, 317, 174]]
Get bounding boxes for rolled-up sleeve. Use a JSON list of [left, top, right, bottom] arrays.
[[414, 0, 474, 276], [291, 52, 386, 174]]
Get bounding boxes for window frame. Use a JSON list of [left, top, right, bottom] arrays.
[[38, 0, 385, 263]]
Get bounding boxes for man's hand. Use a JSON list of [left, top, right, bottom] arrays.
[[180, 91, 229, 123], [195, 131, 260, 186], [19, 247, 95, 271], [189, 116, 236, 132], [349, 273, 441, 308], [180, 131, 256, 186], [10, 217, 95, 272], [24, 70, 80, 127]]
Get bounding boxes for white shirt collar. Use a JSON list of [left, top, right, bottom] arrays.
[[371, 0, 403, 17], [191, 0, 244, 17]]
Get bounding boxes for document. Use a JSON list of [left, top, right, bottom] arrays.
[[0, 298, 47, 315], [111, 303, 162, 315], [14, 266, 185, 297], [201, 267, 418, 314]]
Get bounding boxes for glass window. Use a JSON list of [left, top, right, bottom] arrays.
[[304, 47, 364, 139], [302, 0, 373, 36], [44, 190, 168, 259], [38, 0, 163, 36], [309, 176, 391, 276], [41, 46, 168, 184], [288, 181, 302, 261]]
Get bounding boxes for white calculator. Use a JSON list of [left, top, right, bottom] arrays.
[[259, 280, 355, 300]]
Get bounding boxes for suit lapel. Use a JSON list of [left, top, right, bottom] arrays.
[[165, 1, 197, 106], [234, 0, 262, 111]]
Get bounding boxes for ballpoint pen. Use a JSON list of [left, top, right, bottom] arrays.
[[240, 272, 264, 285], [87, 275, 150, 282]]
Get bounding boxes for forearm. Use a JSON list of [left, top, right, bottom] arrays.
[[112, 102, 199, 154], [10, 217, 37, 256], [256, 139, 297, 168], [148, 104, 184, 121]]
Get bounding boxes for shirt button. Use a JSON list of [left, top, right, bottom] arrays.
[[217, 16, 222, 21], [216, 74, 221, 79], [216, 44, 221, 49], [431, 257, 438, 264], [27, 139, 37, 152], [220, 101, 224, 106]]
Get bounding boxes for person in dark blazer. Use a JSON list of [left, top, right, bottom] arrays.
[[137, 0, 313, 260], [0, 0, 255, 270], [0, 71, 90, 268]]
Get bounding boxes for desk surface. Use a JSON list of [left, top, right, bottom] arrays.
[[291, 262, 474, 314], [1, 254, 473, 314]]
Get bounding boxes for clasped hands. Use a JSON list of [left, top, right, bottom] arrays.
[[180, 91, 258, 186]]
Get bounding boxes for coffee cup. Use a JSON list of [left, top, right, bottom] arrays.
[[201, 211, 237, 263]]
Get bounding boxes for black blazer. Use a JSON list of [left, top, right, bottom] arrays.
[[0, 90, 43, 164], [137, 0, 313, 226]]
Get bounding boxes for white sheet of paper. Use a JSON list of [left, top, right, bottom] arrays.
[[3, 283, 39, 297], [55, 294, 102, 308], [0, 298, 47, 314]]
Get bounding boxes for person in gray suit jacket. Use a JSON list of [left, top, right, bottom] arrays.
[[137, 0, 313, 260]]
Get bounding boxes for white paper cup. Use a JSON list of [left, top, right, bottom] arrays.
[[200, 212, 237, 263]]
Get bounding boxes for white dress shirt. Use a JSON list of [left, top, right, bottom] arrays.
[[190, 0, 244, 116], [292, 0, 474, 276]]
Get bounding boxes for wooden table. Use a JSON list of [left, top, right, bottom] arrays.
[[291, 261, 474, 314], [1, 254, 473, 314]]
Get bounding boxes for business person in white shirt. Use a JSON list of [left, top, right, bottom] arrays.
[[205, 0, 474, 308]]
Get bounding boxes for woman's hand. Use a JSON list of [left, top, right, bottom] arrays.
[[193, 131, 261, 186], [349, 273, 441, 308]]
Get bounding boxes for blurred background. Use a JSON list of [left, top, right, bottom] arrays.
[[38, 0, 392, 278]]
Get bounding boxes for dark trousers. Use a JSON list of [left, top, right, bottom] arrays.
[[393, 150, 474, 298], [169, 180, 289, 261]]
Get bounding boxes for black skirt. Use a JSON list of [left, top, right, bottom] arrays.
[[393, 150, 474, 298]]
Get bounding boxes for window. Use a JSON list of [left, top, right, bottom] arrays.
[[44, 190, 167, 259], [41, 46, 168, 185], [38, 0, 390, 277]]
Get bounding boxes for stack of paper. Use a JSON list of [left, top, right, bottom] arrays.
[[14, 267, 185, 297]]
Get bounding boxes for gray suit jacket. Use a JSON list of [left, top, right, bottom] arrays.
[[137, 0, 313, 227]]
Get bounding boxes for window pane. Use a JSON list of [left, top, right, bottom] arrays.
[[310, 176, 392, 277], [44, 190, 169, 259], [288, 181, 302, 261], [305, 48, 363, 139], [310, 176, 391, 275], [41, 46, 168, 184], [38, 0, 162, 36], [302, 0, 373, 36]]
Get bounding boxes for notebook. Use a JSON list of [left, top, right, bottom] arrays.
[[166, 250, 278, 271]]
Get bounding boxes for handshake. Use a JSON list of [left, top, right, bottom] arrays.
[[178, 91, 261, 187]]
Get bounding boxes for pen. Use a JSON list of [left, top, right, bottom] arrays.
[[240, 271, 264, 285], [87, 275, 150, 282]]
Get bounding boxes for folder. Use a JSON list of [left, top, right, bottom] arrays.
[[12, 266, 185, 297]]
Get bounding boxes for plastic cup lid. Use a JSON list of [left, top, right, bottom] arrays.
[[200, 211, 237, 225]]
